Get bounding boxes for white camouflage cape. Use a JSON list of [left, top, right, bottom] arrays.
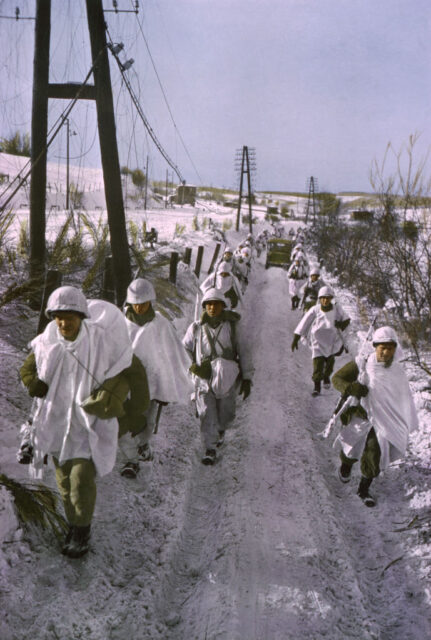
[[335, 347, 419, 470], [29, 300, 133, 478], [125, 311, 192, 403]]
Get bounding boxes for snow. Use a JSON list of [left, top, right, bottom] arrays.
[[0, 165, 430, 638]]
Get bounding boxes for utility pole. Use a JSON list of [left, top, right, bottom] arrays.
[[165, 168, 169, 208], [234, 146, 256, 233], [144, 154, 149, 210], [304, 176, 319, 224], [65, 118, 76, 210], [29, 0, 132, 306], [29, 0, 51, 294], [85, 0, 131, 304]]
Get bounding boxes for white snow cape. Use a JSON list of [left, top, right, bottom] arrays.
[[294, 303, 349, 358], [30, 300, 133, 478], [336, 351, 419, 470], [125, 311, 192, 403]]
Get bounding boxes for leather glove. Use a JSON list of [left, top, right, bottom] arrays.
[[335, 318, 350, 331], [28, 378, 49, 398], [347, 381, 369, 398], [239, 379, 251, 400], [189, 360, 212, 380], [291, 334, 300, 352]]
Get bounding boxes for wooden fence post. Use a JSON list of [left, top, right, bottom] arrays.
[[194, 246, 204, 278], [207, 242, 221, 274], [183, 247, 192, 265], [169, 251, 179, 284]]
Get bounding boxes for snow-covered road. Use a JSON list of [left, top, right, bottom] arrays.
[[1, 253, 430, 640]]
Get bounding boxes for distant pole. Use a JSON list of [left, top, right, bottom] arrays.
[[245, 146, 253, 234], [66, 118, 70, 210], [165, 168, 169, 208], [144, 154, 149, 210], [235, 147, 245, 232]]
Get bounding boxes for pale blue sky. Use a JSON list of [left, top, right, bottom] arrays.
[[1, 0, 430, 192]]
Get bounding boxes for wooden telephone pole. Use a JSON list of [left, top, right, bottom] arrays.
[[29, 0, 131, 305], [304, 176, 319, 225], [235, 146, 256, 233]]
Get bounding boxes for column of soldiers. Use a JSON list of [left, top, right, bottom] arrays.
[[287, 236, 419, 509], [14, 225, 419, 561], [16, 234, 256, 558]]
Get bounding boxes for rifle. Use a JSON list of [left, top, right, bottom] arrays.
[[318, 313, 378, 439]]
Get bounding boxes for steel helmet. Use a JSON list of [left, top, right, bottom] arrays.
[[318, 285, 334, 298], [372, 326, 398, 345], [126, 278, 156, 304], [201, 287, 227, 307], [310, 266, 320, 276], [217, 260, 232, 274], [224, 246, 233, 254], [45, 286, 89, 319]]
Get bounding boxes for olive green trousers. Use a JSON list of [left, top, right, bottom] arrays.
[[53, 457, 97, 527], [340, 427, 381, 479]]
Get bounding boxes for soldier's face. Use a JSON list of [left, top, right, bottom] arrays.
[[311, 274, 319, 282], [55, 312, 82, 341], [375, 343, 396, 363], [319, 296, 332, 309], [205, 301, 224, 317], [132, 302, 151, 315]]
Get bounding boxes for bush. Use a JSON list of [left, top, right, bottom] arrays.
[[401, 220, 419, 241], [0, 131, 31, 156]]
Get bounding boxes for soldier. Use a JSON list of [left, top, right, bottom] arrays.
[[299, 267, 326, 311], [183, 288, 253, 465], [200, 261, 243, 310], [119, 278, 192, 478], [286, 257, 308, 310], [19, 287, 136, 558], [331, 326, 419, 507], [291, 286, 350, 396]]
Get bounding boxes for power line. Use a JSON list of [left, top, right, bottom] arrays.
[[0, 48, 106, 213], [106, 31, 186, 184], [130, 6, 203, 184]]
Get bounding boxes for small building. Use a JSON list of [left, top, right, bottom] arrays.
[[351, 209, 374, 222], [175, 184, 196, 205]]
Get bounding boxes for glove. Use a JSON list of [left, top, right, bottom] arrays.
[[28, 378, 49, 398], [335, 318, 350, 331], [239, 379, 251, 400], [291, 334, 300, 352], [189, 360, 212, 380], [346, 381, 369, 398]]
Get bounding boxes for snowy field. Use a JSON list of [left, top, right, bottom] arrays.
[[0, 162, 430, 638]]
